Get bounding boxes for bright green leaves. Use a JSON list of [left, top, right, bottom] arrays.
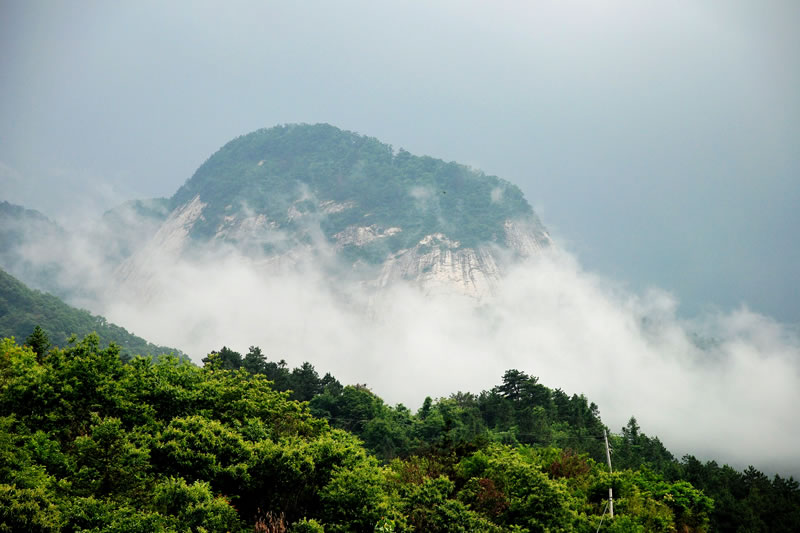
[[320, 457, 399, 533], [627, 473, 714, 532], [34, 334, 126, 441], [0, 339, 49, 421], [245, 429, 380, 526], [72, 415, 151, 500], [0, 484, 61, 533], [57, 496, 172, 533], [0, 336, 343, 531], [459, 445, 571, 531], [288, 517, 325, 532], [153, 477, 242, 532], [154, 415, 250, 490], [196, 368, 325, 438]]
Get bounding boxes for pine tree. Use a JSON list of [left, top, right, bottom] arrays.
[[25, 325, 50, 359]]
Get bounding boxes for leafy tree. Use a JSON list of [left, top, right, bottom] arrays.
[[71, 415, 151, 500], [320, 455, 400, 533], [418, 396, 433, 420], [494, 369, 532, 402], [320, 372, 343, 396], [153, 476, 242, 531], [401, 476, 502, 532], [289, 517, 325, 532]]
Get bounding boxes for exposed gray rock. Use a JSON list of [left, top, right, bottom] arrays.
[[115, 194, 552, 302]]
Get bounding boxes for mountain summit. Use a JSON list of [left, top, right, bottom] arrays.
[[120, 124, 551, 297]]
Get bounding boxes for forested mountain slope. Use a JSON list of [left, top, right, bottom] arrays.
[[0, 201, 69, 300], [0, 268, 181, 360]]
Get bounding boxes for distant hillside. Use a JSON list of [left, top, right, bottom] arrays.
[[0, 200, 68, 298], [100, 197, 170, 262], [0, 268, 182, 359], [0, 201, 62, 242]]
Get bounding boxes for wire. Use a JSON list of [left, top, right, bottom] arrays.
[[595, 500, 609, 533]]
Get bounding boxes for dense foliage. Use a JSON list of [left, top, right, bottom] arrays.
[[126, 342, 796, 532], [170, 123, 545, 257], [0, 269, 181, 361], [1, 332, 797, 531]]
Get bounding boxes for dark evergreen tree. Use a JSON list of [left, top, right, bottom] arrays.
[[289, 362, 322, 401], [242, 345, 268, 374], [494, 369, 531, 402], [263, 358, 292, 391], [25, 325, 50, 359], [320, 372, 343, 396], [202, 346, 242, 370]]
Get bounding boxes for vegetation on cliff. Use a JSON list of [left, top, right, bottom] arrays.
[[171, 124, 545, 259]]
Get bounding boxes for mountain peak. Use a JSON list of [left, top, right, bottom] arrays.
[[125, 124, 551, 298], [171, 123, 544, 249]]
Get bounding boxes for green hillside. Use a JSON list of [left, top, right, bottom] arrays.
[[0, 268, 181, 360], [171, 123, 546, 258], [0, 201, 68, 299]]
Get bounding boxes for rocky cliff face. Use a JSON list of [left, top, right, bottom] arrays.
[[114, 124, 552, 300], [115, 195, 551, 301], [374, 221, 550, 298], [114, 196, 208, 300]]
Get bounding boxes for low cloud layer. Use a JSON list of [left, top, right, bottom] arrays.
[[2, 197, 798, 476], [94, 237, 800, 478]]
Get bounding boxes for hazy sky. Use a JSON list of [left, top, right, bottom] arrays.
[[1, 0, 799, 321]]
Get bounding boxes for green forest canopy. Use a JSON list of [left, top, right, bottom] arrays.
[[2, 331, 798, 532]]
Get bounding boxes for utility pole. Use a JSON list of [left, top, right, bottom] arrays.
[[604, 429, 614, 518]]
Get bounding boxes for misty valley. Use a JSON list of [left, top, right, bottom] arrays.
[[2, 124, 799, 531]]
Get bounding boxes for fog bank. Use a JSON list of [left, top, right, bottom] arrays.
[[98, 240, 800, 477]]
